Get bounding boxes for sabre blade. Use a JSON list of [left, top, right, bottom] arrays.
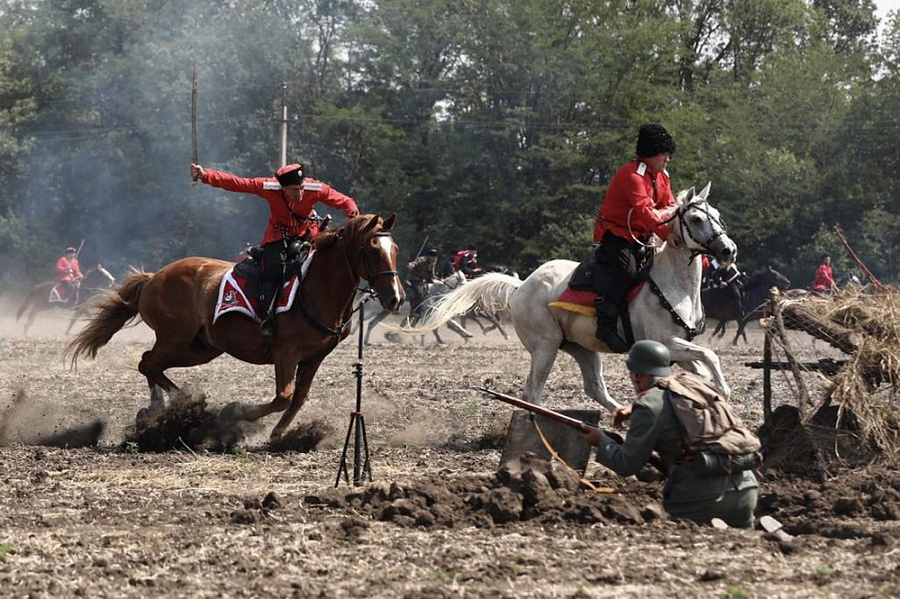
[[191, 62, 199, 183]]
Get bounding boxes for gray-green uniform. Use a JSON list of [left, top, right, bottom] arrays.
[[594, 382, 758, 528]]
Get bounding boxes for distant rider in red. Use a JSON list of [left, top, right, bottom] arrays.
[[811, 255, 837, 294], [56, 246, 83, 305], [190, 162, 359, 338]]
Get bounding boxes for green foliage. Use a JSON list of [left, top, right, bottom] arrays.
[[725, 585, 749, 599], [0, 0, 895, 285]]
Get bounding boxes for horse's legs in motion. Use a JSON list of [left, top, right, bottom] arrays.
[[24, 310, 35, 336], [713, 320, 727, 339], [363, 308, 391, 345], [483, 312, 510, 340], [667, 337, 731, 399], [461, 313, 490, 335], [222, 353, 325, 441], [137, 338, 224, 422], [732, 316, 750, 345], [446, 318, 473, 340], [65, 305, 86, 335], [520, 343, 560, 407], [269, 356, 327, 440], [561, 343, 621, 413]]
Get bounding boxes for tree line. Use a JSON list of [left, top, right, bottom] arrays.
[[1, 0, 898, 290]]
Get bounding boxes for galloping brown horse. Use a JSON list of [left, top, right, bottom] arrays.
[[16, 264, 117, 335], [67, 214, 404, 441]]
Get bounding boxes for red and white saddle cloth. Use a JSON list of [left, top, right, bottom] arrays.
[[548, 283, 644, 316], [49, 283, 71, 304], [213, 251, 315, 324]]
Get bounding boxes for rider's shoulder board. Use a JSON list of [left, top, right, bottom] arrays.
[[262, 181, 282, 191], [637, 162, 648, 176], [302, 181, 324, 192]]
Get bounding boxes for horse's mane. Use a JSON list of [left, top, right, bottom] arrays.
[[313, 214, 379, 250]]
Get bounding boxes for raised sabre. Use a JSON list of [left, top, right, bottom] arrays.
[[191, 62, 199, 186]]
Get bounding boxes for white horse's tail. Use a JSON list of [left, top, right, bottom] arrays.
[[401, 273, 522, 334]]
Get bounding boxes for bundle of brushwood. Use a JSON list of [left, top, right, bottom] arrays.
[[766, 286, 899, 461]]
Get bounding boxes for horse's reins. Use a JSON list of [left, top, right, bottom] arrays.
[[299, 229, 401, 339]]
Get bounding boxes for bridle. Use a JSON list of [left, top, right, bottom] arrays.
[[300, 226, 402, 338], [669, 198, 729, 262], [644, 197, 731, 340], [356, 231, 402, 287], [628, 197, 729, 262]]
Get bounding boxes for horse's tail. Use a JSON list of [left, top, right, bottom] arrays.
[[16, 286, 40, 321], [403, 273, 522, 334], [65, 270, 152, 366]]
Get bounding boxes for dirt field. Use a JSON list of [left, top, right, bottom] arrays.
[[1, 299, 898, 598]]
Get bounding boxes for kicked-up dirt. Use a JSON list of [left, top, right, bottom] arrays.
[[0, 300, 898, 598]]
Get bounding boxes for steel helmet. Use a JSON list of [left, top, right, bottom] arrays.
[[625, 340, 672, 377]]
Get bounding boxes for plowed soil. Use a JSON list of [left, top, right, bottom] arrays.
[[1, 301, 898, 598]]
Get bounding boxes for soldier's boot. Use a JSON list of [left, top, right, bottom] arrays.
[[259, 281, 278, 339], [594, 297, 628, 353]]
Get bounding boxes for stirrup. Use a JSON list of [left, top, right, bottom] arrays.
[[260, 318, 276, 339]]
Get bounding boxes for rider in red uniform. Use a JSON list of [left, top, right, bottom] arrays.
[[56, 246, 84, 305], [811, 255, 837, 294], [591, 123, 679, 352], [190, 162, 359, 337]]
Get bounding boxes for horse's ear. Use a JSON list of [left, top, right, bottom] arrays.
[[675, 187, 694, 206], [382, 213, 397, 231], [362, 215, 378, 234], [699, 182, 712, 200]]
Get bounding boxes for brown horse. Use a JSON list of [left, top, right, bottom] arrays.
[[16, 264, 117, 335], [67, 214, 404, 441]]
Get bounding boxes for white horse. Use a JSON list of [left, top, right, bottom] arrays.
[[354, 270, 473, 344], [404, 183, 737, 413]]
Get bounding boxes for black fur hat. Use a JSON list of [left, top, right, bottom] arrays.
[[636, 123, 676, 158], [275, 163, 304, 187]]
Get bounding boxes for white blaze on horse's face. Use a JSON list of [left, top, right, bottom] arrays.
[[375, 233, 404, 308]]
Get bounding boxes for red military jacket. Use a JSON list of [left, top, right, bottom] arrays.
[[201, 168, 359, 244], [812, 263, 835, 291], [593, 159, 676, 243], [56, 255, 83, 282]]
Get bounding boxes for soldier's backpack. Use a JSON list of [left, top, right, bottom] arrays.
[[656, 372, 762, 477]]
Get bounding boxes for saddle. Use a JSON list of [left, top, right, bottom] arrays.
[[553, 244, 651, 315], [213, 247, 314, 324], [49, 282, 75, 304]]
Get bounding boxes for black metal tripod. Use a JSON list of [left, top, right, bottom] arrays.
[[335, 295, 372, 487]]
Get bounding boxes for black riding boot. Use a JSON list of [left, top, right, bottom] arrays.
[[259, 280, 278, 339], [595, 297, 629, 353]]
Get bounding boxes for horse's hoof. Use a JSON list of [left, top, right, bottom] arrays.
[[135, 407, 160, 429], [220, 402, 244, 421], [135, 408, 149, 428]]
